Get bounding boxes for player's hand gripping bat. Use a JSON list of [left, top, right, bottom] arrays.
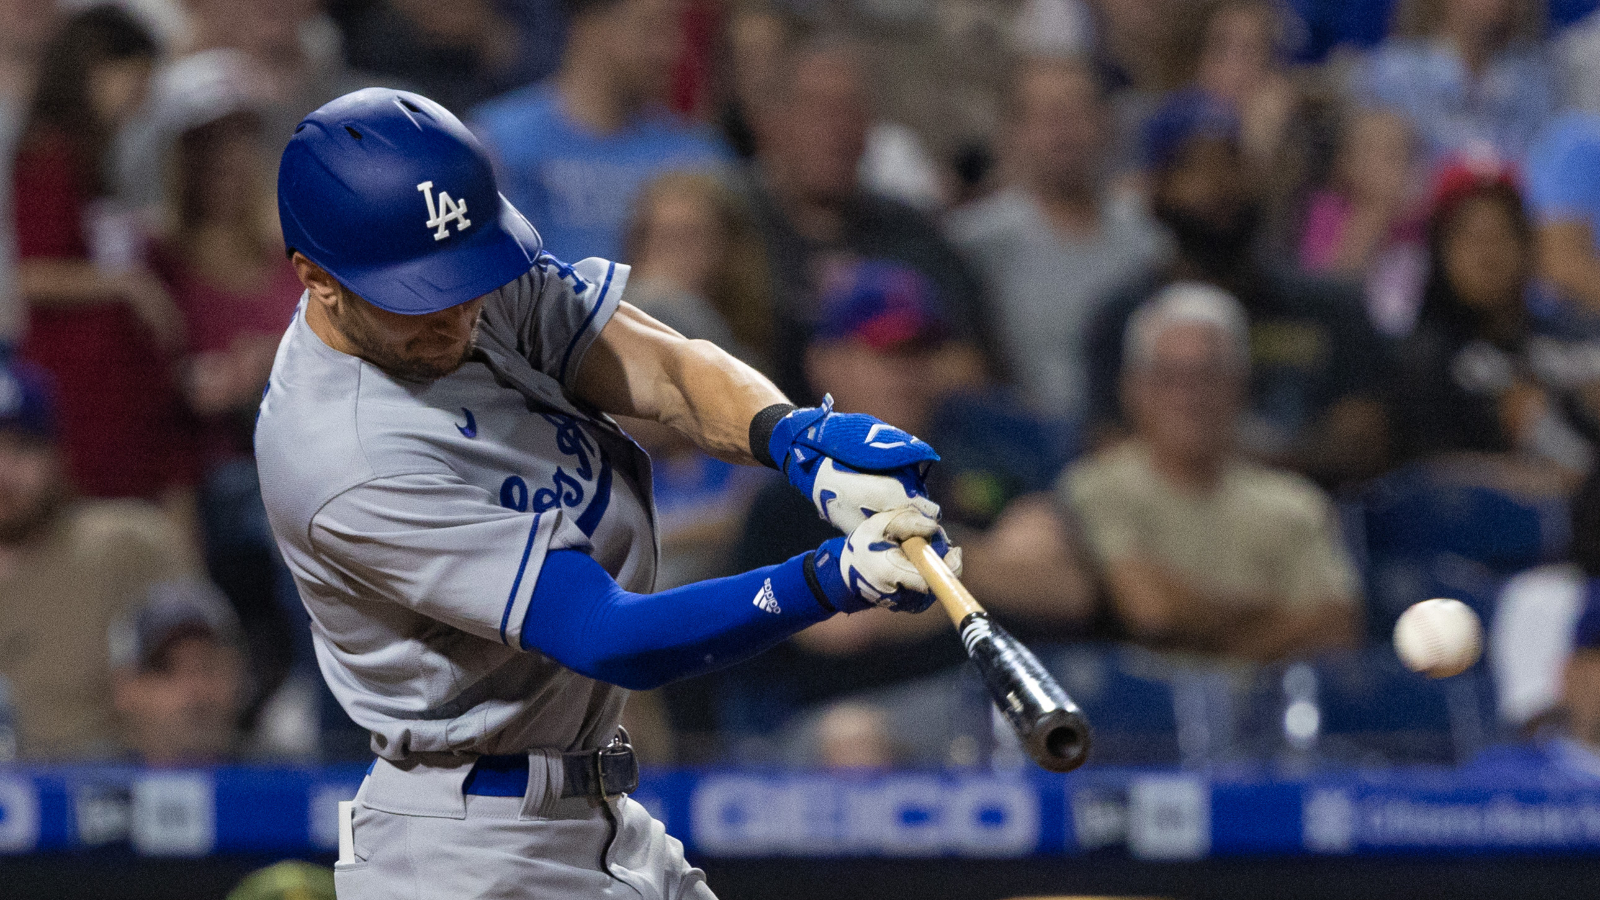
[[902, 536, 1091, 772]]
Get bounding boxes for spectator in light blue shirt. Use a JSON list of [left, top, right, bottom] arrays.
[[1526, 112, 1600, 312], [1352, 0, 1556, 164], [470, 0, 733, 263]]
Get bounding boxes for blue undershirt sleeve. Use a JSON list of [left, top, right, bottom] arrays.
[[520, 544, 851, 691]]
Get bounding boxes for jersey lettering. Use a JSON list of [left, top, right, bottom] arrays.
[[535, 253, 590, 294], [534, 468, 585, 511], [495, 415, 613, 536], [500, 475, 530, 511], [417, 180, 471, 241]]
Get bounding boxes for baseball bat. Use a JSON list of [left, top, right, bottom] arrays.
[[902, 536, 1092, 773]]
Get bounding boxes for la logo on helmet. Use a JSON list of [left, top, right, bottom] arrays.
[[417, 180, 471, 241]]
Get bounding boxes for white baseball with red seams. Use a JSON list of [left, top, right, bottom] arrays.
[[1393, 598, 1484, 678]]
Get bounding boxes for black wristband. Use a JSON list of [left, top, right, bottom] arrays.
[[749, 403, 796, 470], [802, 551, 838, 613]]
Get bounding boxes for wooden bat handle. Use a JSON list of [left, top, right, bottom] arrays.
[[902, 535, 984, 628]]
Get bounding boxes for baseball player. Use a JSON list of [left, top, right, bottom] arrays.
[[256, 88, 959, 899]]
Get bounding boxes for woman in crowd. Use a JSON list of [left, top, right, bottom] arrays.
[[1183, 0, 1330, 259], [148, 74, 305, 730], [1296, 107, 1429, 335], [715, 1, 796, 160], [14, 7, 191, 504], [623, 170, 774, 373], [153, 99, 297, 466], [1392, 161, 1600, 483]]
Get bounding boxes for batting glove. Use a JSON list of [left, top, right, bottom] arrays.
[[754, 396, 941, 532], [813, 507, 962, 614]]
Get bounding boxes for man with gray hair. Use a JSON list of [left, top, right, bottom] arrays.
[[1060, 283, 1361, 662], [1081, 90, 1391, 489]]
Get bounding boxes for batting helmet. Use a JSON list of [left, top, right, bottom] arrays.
[[277, 88, 543, 315]]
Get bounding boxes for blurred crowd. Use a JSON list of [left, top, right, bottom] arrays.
[[3, 0, 1600, 778]]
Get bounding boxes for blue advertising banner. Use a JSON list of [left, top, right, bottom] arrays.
[[3, 764, 1600, 860]]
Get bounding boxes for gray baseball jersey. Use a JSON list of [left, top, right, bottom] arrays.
[[256, 255, 658, 760]]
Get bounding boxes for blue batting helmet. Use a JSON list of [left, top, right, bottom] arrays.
[[277, 88, 543, 315]]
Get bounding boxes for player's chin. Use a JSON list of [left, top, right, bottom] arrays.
[[386, 345, 472, 382]]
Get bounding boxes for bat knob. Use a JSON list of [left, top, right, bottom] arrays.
[[1028, 707, 1092, 773]]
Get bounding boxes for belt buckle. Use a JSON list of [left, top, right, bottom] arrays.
[[593, 730, 637, 801]]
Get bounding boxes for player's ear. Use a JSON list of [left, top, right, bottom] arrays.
[[291, 252, 345, 313]]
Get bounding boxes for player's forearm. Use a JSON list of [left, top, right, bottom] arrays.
[[574, 303, 788, 466], [653, 336, 789, 466], [522, 547, 847, 691]]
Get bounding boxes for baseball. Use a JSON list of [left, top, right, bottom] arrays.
[[1393, 598, 1483, 678]]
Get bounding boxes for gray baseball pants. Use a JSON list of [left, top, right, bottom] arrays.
[[334, 751, 716, 899]]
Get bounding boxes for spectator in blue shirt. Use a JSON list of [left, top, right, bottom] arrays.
[[470, 0, 733, 262], [1352, 0, 1555, 164], [1527, 112, 1600, 313]]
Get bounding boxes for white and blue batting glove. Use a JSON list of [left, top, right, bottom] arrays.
[[814, 507, 962, 614], [754, 396, 941, 532]]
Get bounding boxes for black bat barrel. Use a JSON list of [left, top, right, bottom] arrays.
[[959, 612, 1091, 773]]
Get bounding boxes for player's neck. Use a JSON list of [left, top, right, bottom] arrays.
[[305, 297, 362, 360]]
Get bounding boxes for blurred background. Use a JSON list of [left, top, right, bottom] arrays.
[[5, 0, 1600, 897]]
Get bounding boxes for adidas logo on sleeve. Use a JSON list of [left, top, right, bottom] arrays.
[[752, 579, 780, 614]]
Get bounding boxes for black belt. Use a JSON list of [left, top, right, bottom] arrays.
[[462, 731, 638, 801]]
